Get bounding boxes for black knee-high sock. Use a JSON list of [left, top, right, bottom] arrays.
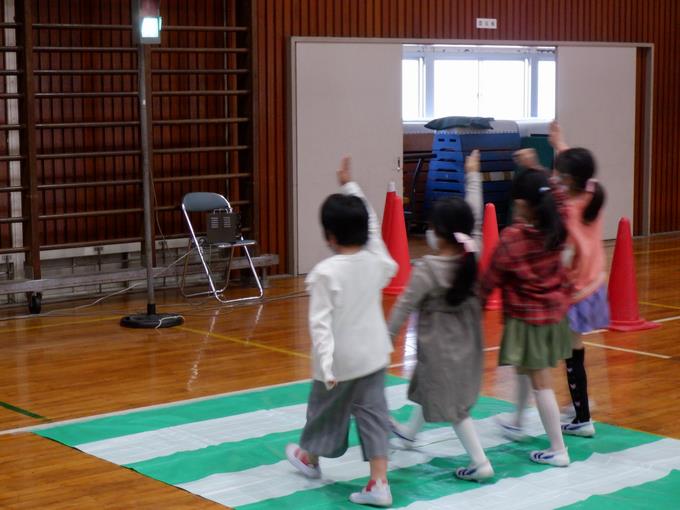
[[565, 348, 590, 423]]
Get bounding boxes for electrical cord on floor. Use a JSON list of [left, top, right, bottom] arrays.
[[0, 256, 309, 323], [0, 251, 191, 322]]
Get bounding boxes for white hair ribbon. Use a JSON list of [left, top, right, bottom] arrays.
[[453, 232, 478, 253], [585, 178, 598, 193]]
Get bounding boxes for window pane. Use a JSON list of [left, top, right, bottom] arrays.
[[478, 60, 526, 119], [402, 59, 421, 120], [433, 59, 478, 117], [537, 60, 556, 119]]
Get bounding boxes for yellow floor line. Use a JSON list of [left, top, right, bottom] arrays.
[[639, 301, 680, 311], [0, 315, 119, 333], [178, 326, 310, 360]]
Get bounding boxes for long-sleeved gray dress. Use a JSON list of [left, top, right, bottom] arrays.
[[388, 169, 484, 423], [388, 256, 484, 424]]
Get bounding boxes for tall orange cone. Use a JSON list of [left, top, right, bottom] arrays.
[[381, 182, 396, 240], [480, 203, 502, 311], [608, 217, 660, 332], [383, 182, 411, 296]]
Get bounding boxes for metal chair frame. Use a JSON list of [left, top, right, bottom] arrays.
[[180, 192, 263, 304]]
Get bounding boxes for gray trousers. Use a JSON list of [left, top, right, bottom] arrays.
[[300, 369, 390, 461]]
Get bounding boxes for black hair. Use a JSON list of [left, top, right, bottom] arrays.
[[554, 147, 606, 224], [320, 193, 369, 246], [429, 197, 477, 306], [511, 170, 567, 251]]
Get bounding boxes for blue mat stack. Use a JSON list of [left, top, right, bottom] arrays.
[[424, 120, 521, 227]]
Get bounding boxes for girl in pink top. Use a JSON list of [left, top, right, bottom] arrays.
[[550, 122, 609, 438]]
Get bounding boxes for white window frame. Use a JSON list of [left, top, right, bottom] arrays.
[[402, 44, 556, 120]]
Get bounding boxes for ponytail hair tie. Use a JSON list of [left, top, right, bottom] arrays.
[[585, 178, 599, 193], [453, 232, 478, 253]]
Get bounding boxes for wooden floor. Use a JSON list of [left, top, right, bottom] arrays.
[[1, 233, 680, 508]]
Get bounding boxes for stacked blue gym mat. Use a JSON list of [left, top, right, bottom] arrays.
[[424, 120, 520, 227]]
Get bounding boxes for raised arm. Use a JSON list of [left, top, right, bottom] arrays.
[[337, 157, 398, 279], [549, 121, 569, 155], [464, 149, 483, 245]]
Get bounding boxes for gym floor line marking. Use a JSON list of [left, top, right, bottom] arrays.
[[0, 400, 47, 421], [0, 377, 316, 436], [5, 315, 679, 437], [633, 246, 680, 256], [583, 341, 672, 360], [654, 314, 680, 323], [178, 326, 311, 360], [0, 315, 119, 333], [640, 300, 680, 311]]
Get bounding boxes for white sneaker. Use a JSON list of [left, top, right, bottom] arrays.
[[285, 443, 321, 479], [530, 448, 570, 467], [349, 479, 392, 507], [455, 459, 494, 482], [562, 420, 596, 437], [389, 417, 417, 448], [560, 404, 576, 420], [495, 416, 528, 442]]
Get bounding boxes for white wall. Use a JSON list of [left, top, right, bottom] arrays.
[[291, 41, 403, 274], [556, 46, 637, 239]]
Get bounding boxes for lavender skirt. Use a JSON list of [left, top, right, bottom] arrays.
[[568, 285, 610, 334]]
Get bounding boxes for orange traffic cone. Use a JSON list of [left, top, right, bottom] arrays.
[[608, 217, 660, 332], [480, 203, 502, 311], [382, 183, 411, 296], [381, 182, 396, 240]]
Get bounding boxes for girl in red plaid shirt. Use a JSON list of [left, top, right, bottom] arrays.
[[480, 169, 573, 468]]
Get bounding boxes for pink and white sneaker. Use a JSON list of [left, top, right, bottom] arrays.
[[349, 479, 392, 507], [285, 443, 321, 479]]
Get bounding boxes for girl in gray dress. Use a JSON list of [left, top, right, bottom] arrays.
[[387, 180, 493, 482]]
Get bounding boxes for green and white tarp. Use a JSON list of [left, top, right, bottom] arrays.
[[36, 376, 680, 509]]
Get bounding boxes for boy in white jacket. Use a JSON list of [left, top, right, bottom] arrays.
[[286, 157, 398, 507]]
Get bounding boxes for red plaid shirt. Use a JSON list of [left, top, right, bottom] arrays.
[[479, 223, 572, 325]]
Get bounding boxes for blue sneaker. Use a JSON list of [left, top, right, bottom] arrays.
[[495, 416, 528, 442], [530, 448, 570, 467], [455, 460, 494, 482], [562, 420, 596, 437], [389, 417, 417, 448]]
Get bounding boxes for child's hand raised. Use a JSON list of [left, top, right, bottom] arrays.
[[337, 156, 352, 186], [465, 149, 481, 173], [549, 121, 569, 153], [513, 148, 540, 170]]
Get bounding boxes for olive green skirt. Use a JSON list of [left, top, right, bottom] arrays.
[[499, 317, 572, 370]]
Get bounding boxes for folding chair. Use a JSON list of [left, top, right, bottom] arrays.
[[179, 192, 263, 303]]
